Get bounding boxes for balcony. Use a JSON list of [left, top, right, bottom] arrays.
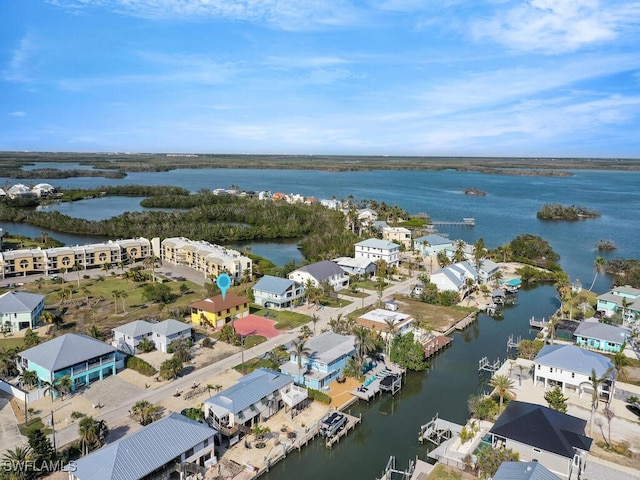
[[282, 385, 308, 408]]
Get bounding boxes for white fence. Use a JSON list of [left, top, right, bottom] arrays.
[[0, 379, 46, 403]]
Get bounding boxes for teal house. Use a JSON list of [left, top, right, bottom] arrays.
[[596, 285, 640, 324], [573, 322, 628, 353], [18, 333, 123, 396]]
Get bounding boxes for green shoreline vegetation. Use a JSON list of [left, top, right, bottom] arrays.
[[2, 152, 640, 178], [536, 203, 601, 221]]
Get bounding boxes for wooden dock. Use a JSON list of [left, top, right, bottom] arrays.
[[325, 412, 361, 449], [351, 363, 406, 401], [422, 335, 453, 358], [418, 413, 463, 444], [530, 316, 551, 329], [431, 217, 475, 227]]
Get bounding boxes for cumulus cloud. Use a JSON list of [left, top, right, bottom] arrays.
[[471, 0, 640, 54], [2, 34, 37, 82], [9, 111, 27, 117]]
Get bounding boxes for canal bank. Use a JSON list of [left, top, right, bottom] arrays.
[[259, 284, 558, 480]]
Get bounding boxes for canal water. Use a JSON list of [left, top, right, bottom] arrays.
[[262, 284, 557, 479]]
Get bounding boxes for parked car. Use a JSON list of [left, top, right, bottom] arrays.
[[594, 310, 605, 319], [626, 403, 640, 419]]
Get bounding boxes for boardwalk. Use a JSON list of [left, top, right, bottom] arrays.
[[422, 335, 453, 358]]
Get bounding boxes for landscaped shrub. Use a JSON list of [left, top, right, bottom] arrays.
[[125, 356, 157, 377], [70, 411, 86, 420], [306, 388, 331, 404]]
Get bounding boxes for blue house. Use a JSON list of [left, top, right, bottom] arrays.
[[596, 285, 640, 324], [280, 332, 356, 390], [18, 333, 123, 395], [413, 234, 453, 256], [573, 322, 628, 353], [252, 275, 304, 308]]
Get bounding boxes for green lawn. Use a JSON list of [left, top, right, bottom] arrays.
[[250, 305, 310, 330], [426, 464, 475, 480], [351, 279, 388, 291], [0, 337, 27, 350], [338, 288, 368, 298], [319, 297, 353, 308], [243, 335, 267, 348], [234, 356, 279, 375]]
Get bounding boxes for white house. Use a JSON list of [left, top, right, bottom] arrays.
[[252, 275, 304, 308], [429, 261, 479, 295], [414, 234, 453, 256], [288, 261, 349, 291], [357, 208, 378, 225], [332, 257, 377, 277], [356, 309, 415, 339], [0, 291, 46, 333], [354, 238, 400, 267], [32, 183, 56, 197], [112, 319, 192, 354], [533, 344, 615, 402], [477, 259, 500, 284]]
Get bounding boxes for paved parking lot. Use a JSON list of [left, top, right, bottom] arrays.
[[0, 395, 26, 453]]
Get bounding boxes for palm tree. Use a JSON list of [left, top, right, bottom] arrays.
[[57, 375, 72, 400], [111, 290, 121, 314], [621, 297, 633, 323], [34, 277, 45, 291], [19, 370, 38, 389], [72, 264, 82, 287], [352, 325, 374, 363], [588, 256, 606, 291], [384, 317, 396, 356], [310, 314, 320, 334], [453, 240, 467, 263], [612, 343, 630, 382], [41, 311, 54, 330], [120, 290, 128, 313], [291, 339, 311, 385], [489, 374, 515, 414], [131, 400, 162, 426], [589, 366, 615, 436], [87, 324, 104, 340], [78, 416, 108, 455], [2, 444, 33, 480]]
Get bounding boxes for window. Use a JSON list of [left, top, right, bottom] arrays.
[[61, 256, 71, 266], [19, 259, 29, 269], [98, 252, 107, 262]]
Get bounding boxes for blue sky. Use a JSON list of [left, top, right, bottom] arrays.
[[1, 1, 639, 157]]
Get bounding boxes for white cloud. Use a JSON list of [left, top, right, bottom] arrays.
[[471, 0, 640, 54], [2, 34, 37, 83], [9, 111, 27, 117]]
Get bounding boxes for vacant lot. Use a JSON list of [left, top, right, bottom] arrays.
[[394, 295, 475, 332]]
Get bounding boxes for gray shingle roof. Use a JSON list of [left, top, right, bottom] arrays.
[[69, 412, 215, 480], [294, 260, 345, 282], [493, 462, 561, 480], [490, 401, 592, 459], [0, 291, 45, 314], [153, 319, 191, 337], [204, 368, 292, 416], [573, 322, 628, 345], [19, 334, 116, 372], [534, 344, 614, 378], [112, 320, 153, 338], [253, 275, 298, 296]]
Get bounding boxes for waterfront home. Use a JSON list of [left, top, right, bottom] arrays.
[[429, 267, 465, 294], [488, 401, 592, 480], [288, 260, 349, 291], [533, 344, 615, 402], [160, 237, 252, 283], [413, 234, 453, 256], [382, 226, 412, 249], [67, 412, 216, 480], [493, 461, 562, 480], [32, 183, 56, 197], [18, 333, 123, 395], [477, 259, 500, 284], [332, 256, 377, 277], [0, 290, 45, 333], [573, 322, 628, 353], [357, 208, 378, 225], [356, 309, 414, 340], [280, 332, 356, 389], [354, 238, 400, 267], [320, 198, 343, 210], [190, 292, 250, 329], [204, 368, 306, 440], [252, 275, 304, 308], [596, 285, 640, 324], [112, 319, 193, 355], [6, 184, 35, 199]]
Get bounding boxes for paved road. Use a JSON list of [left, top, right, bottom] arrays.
[[51, 274, 417, 448], [0, 395, 26, 454]]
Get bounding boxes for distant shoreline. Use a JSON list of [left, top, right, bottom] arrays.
[[1, 151, 640, 177]]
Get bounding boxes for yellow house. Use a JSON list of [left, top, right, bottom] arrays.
[[190, 292, 250, 329]]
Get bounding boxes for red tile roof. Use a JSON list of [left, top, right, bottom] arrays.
[[190, 292, 250, 314]]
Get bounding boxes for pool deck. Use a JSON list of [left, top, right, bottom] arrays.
[[351, 362, 405, 401]]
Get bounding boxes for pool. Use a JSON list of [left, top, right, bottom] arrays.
[[364, 376, 376, 387]]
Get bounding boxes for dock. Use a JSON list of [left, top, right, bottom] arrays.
[[478, 356, 502, 374], [351, 363, 406, 401], [418, 413, 463, 444], [431, 217, 475, 227], [422, 335, 453, 358], [446, 312, 477, 334], [506, 334, 521, 350], [529, 316, 551, 329], [324, 412, 361, 449]]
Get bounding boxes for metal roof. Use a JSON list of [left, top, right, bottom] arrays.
[[204, 368, 292, 416], [493, 462, 561, 480], [0, 291, 45, 314], [490, 401, 592, 459], [292, 260, 346, 282], [112, 320, 153, 338], [153, 319, 192, 337], [534, 344, 614, 378], [19, 333, 116, 372], [302, 331, 356, 364], [253, 275, 298, 296], [573, 322, 628, 345], [69, 412, 215, 480], [414, 234, 452, 245], [355, 238, 398, 250]]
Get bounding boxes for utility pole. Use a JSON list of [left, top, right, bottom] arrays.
[[50, 410, 56, 451]]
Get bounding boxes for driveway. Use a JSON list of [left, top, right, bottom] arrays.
[[0, 395, 26, 454], [233, 314, 283, 339]]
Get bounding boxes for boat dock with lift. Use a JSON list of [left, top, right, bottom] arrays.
[[375, 456, 434, 480], [351, 363, 406, 401]]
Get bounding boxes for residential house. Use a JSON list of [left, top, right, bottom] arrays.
[[252, 275, 304, 308], [280, 332, 356, 389], [354, 238, 400, 268], [0, 291, 45, 333], [382, 226, 412, 249], [493, 462, 562, 480], [189, 292, 250, 329], [596, 285, 640, 323], [477, 259, 500, 284], [32, 183, 56, 197], [444, 242, 474, 261], [429, 261, 479, 295], [356, 309, 414, 340], [160, 237, 252, 283], [332, 257, 377, 277], [533, 344, 615, 402], [204, 368, 306, 439], [413, 234, 453, 256], [320, 198, 343, 210], [6, 184, 35, 199], [18, 334, 123, 395], [68, 412, 216, 480], [573, 322, 628, 353], [357, 208, 378, 225], [288, 260, 349, 291], [112, 319, 193, 355], [488, 401, 592, 480]]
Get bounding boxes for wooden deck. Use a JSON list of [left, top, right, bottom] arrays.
[[325, 412, 361, 449], [422, 335, 453, 358]]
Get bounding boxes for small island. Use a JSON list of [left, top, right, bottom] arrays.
[[463, 188, 487, 196], [596, 239, 617, 252], [536, 203, 601, 221]]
